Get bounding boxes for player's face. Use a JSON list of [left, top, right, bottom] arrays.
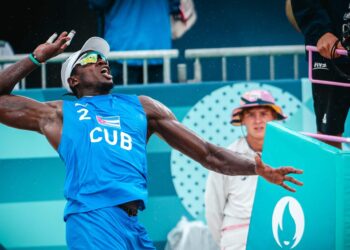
[[241, 107, 276, 140], [71, 51, 113, 92]]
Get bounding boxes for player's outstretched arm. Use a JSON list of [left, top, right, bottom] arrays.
[[140, 96, 303, 191]]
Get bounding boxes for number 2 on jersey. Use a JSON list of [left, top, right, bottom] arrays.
[[77, 108, 91, 120]]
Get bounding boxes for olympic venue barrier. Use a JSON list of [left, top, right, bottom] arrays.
[[248, 122, 350, 249], [0, 79, 349, 249]]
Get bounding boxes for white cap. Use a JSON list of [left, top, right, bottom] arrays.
[[61, 37, 110, 92]]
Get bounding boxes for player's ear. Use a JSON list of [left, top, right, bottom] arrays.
[[68, 75, 79, 89]]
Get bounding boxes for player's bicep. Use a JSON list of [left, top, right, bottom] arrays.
[[0, 95, 49, 132], [140, 95, 210, 162], [156, 118, 211, 163]]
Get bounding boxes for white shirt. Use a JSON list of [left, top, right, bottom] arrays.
[[205, 137, 258, 249]]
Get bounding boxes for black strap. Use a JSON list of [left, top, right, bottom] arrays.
[[328, 39, 350, 82], [117, 200, 140, 216]]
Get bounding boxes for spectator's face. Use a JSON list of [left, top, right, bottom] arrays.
[[241, 107, 276, 140]]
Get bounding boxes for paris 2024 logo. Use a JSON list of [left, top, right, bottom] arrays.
[[272, 196, 305, 249]]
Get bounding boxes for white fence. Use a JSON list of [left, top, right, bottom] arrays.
[[0, 45, 306, 88], [185, 45, 305, 82], [0, 50, 179, 88]]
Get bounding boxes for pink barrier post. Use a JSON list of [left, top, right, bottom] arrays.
[[305, 45, 350, 87], [300, 131, 350, 144]]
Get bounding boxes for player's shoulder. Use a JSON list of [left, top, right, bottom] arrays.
[[46, 100, 63, 107], [45, 100, 63, 112], [138, 95, 173, 119], [138, 95, 154, 104], [111, 93, 141, 105], [138, 95, 159, 110]]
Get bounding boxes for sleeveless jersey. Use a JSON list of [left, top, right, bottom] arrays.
[[58, 94, 148, 220]]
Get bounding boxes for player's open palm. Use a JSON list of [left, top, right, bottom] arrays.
[[255, 155, 303, 192], [33, 31, 72, 62]]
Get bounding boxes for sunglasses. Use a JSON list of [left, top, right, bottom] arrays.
[[73, 51, 108, 68]]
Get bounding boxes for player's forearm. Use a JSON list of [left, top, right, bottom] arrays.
[[203, 144, 256, 176], [0, 57, 38, 95]]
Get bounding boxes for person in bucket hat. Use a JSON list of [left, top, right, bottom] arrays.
[[205, 89, 287, 250], [0, 32, 302, 249]]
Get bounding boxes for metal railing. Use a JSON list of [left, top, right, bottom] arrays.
[[184, 45, 305, 82], [0, 50, 179, 88], [0, 45, 307, 88]]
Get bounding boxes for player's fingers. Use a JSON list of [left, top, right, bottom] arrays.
[[280, 167, 303, 175], [281, 182, 296, 192], [46, 32, 58, 44], [337, 42, 345, 50], [55, 31, 70, 46], [56, 31, 68, 40], [284, 176, 303, 186], [254, 155, 263, 167], [66, 30, 76, 46]]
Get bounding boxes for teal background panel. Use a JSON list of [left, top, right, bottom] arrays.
[[0, 200, 66, 248], [0, 157, 65, 202], [247, 122, 349, 249], [0, 125, 57, 159]]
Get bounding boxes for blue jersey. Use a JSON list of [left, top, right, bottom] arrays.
[[58, 94, 148, 220]]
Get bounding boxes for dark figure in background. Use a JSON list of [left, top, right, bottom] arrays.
[[292, 0, 350, 149], [88, 0, 179, 85], [0, 32, 302, 249]]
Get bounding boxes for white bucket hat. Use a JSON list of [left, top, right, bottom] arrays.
[[230, 89, 287, 126], [61, 37, 110, 92]]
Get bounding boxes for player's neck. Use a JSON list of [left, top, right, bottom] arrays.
[[76, 82, 113, 98], [245, 135, 263, 153], [77, 89, 111, 98]]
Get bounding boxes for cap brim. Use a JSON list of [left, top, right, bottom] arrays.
[[230, 104, 287, 126], [80, 37, 110, 58]]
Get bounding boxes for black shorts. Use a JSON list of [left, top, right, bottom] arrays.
[[312, 57, 350, 135]]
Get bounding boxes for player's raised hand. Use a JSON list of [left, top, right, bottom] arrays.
[[32, 30, 76, 63]]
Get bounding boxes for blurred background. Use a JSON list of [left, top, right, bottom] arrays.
[[0, 0, 307, 87], [1, 1, 348, 250]]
